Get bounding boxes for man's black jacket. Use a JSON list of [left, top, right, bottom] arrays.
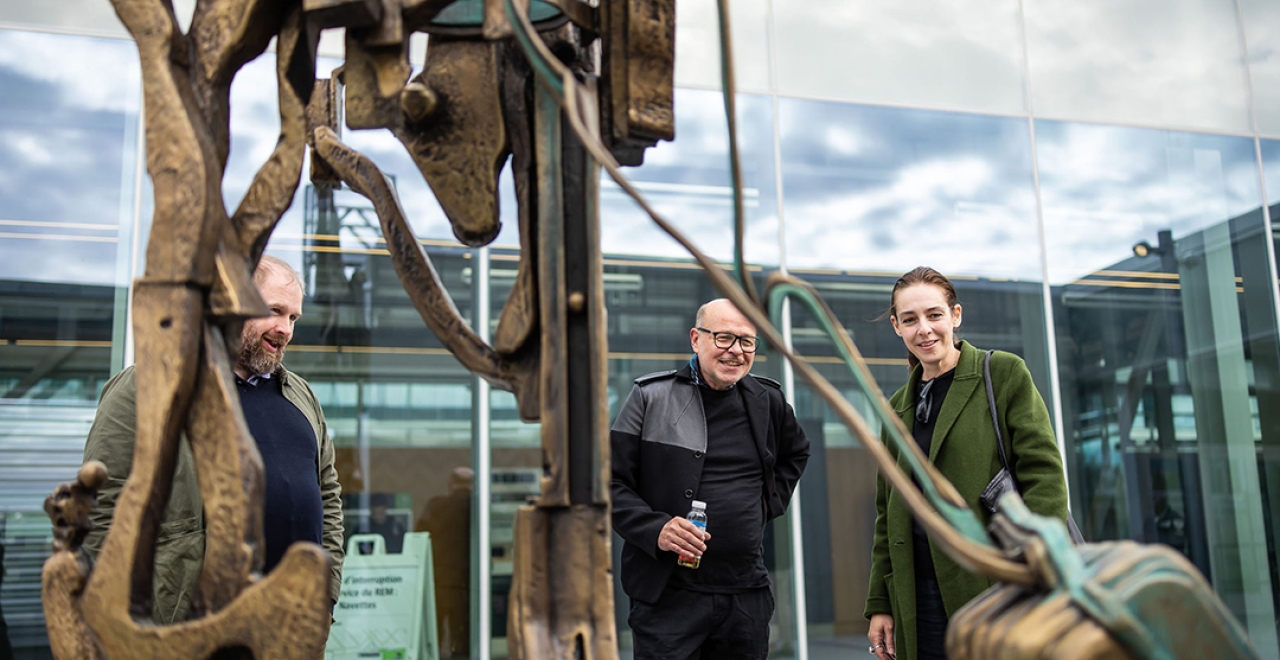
[[610, 362, 810, 603]]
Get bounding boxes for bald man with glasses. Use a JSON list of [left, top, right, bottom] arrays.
[[610, 298, 810, 660]]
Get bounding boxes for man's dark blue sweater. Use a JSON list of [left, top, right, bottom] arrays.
[[237, 374, 324, 574]]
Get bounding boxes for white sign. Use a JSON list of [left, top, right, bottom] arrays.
[[326, 533, 437, 660]]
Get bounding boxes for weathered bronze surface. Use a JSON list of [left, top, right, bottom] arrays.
[[42, 0, 333, 656], [43, 0, 649, 656], [41, 0, 1262, 658], [600, 0, 675, 165]]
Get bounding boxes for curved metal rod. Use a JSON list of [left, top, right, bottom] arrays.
[[503, 0, 1034, 585], [764, 277, 980, 531], [714, 0, 756, 306], [312, 126, 534, 395], [229, 7, 309, 265]]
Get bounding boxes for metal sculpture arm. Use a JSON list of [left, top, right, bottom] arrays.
[[311, 125, 539, 401], [42, 1, 335, 657]]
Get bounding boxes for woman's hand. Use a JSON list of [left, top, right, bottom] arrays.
[[868, 613, 896, 660]]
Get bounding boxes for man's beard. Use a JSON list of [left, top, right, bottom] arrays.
[[238, 327, 288, 377]]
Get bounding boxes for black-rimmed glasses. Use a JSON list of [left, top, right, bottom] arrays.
[[915, 378, 935, 425], [695, 327, 758, 353]]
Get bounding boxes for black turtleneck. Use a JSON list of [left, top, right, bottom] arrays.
[[910, 368, 954, 584]]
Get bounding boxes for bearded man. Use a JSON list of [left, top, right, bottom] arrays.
[[82, 255, 344, 624]]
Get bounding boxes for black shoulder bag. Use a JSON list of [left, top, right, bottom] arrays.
[[978, 350, 1085, 544]]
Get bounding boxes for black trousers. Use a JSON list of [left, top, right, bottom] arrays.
[[915, 575, 949, 660], [629, 586, 773, 660]]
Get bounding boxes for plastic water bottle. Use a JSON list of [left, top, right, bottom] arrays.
[[676, 500, 708, 569]]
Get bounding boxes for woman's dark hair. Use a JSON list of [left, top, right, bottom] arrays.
[[888, 266, 960, 372]]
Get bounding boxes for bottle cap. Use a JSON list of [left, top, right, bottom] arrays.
[[692, 500, 706, 509]]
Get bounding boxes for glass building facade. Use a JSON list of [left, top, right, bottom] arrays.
[[2, 1, 1280, 659]]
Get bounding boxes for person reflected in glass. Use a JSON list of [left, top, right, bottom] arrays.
[[416, 467, 473, 659], [865, 267, 1069, 660], [365, 493, 407, 554]]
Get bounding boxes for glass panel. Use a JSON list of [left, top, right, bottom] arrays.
[[1023, 0, 1252, 132], [778, 98, 1056, 655], [772, 0, 1026, 115], [267, 230, 477, 660], [0, 0, 194, 38], [674, 0, 771, 94], [594, 88, 792, 656], [0, 0, 129, 38], [0, 29, 140, 655], [1040, 121, 1280, 654], [600, 88, 780, 268], [784, 278, 1050, 656], [779, 99, 1042, 281], [1239, 0, 1280, 137], [224, 52, 478, 659], [598, 264, 808, 659], [1261, 139, 1280, 207]]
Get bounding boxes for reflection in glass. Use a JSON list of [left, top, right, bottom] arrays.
[[263, 177, 477, 657], [1037, 123, 1262, 283], [599, 88, 779, 267], [1239, 0, 1280, 136], [0, 30, 140, 656], [1023, 0, 1251, 132], [773, 0, 1026, 114], [779, 99, 1041, 280], [589, 264, 807, 657], [1040, 122, 1280, 654], [1260, 139, 1280, 207], [0, 0, 130, 38], [786, 268, 1051, 656], [674, 0, 771, 93], [0, 30, 140, 287]]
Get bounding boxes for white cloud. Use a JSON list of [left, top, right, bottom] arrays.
[[0, 31, 140, 114], [771, 0, 1026, 114], [1024, 0, 1251, 132], [783, 154, 1038, 279]]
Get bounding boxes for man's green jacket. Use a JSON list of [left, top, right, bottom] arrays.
[[82, 365, 345, 624]]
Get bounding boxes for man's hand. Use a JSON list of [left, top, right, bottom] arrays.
[[657, 517, 709, 557], [868, 613, 896, 660]]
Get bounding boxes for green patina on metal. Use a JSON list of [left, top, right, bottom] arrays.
[[995, 495, 1260, 660], [434, 0, 560, 26]]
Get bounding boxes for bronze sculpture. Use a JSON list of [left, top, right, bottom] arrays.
[[39, 0, 1265, 658]]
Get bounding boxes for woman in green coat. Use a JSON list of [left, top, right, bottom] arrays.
[[865, 267, 1069, 660]]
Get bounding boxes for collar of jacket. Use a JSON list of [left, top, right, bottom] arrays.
[[892, 340, 985, 462], [892, 340, 984, 414], [677, 360, 772, 457], [676, 360, 765, 397], [273, 364, 295, 387]]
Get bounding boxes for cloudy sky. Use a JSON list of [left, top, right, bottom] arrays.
[[2, 0, 1278, 291], [771, 0, 1026, 114], [0, 30, 139, 287]]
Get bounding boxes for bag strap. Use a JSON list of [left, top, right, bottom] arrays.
[[983, 350, 1011, 473], [984, 350, 1085, 542]]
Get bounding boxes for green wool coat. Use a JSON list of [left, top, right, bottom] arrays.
[[863, 341, 1069, 660]]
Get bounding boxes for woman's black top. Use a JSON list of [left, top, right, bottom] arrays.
[[910, 368, 955, 584]]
